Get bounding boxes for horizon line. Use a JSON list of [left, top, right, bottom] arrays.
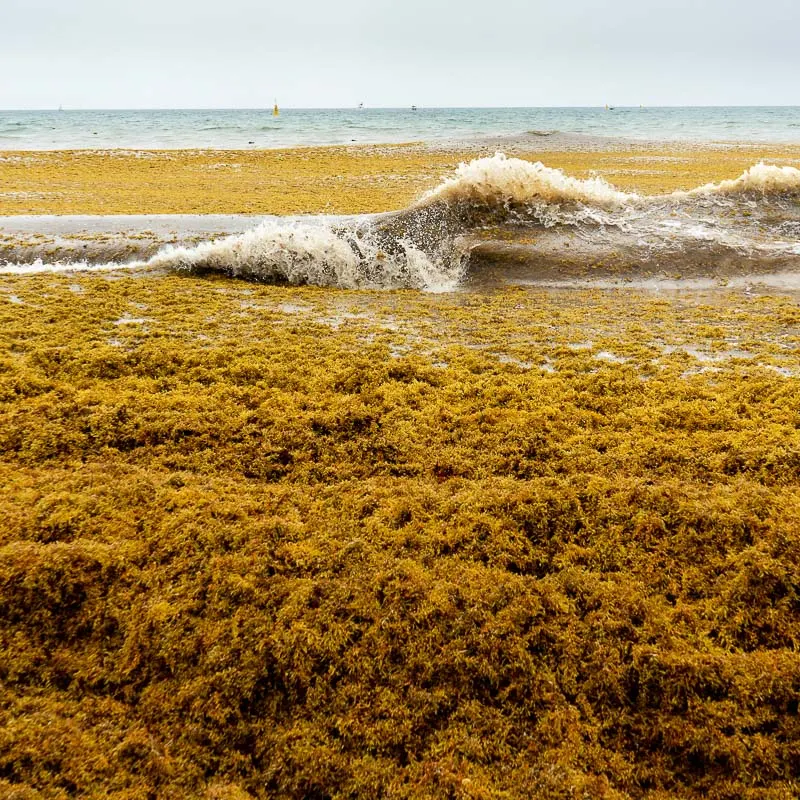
[[3, 104, 800, 113]]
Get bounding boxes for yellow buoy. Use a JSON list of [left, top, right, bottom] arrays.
[[273, 101, 279, 117]]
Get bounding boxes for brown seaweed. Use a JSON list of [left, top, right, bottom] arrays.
[[0, 274, 799, 799]]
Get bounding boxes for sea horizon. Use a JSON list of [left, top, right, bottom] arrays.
[[4, 104, 800, 110], [3, 105, 800, 150]]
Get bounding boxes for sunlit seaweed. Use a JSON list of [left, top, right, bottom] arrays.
[[3, 143, 800, 215], [1, 274, 799, 799]]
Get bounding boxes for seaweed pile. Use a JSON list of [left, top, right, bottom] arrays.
[[1, 275, 798, 799], [2, 143, 800, 218]]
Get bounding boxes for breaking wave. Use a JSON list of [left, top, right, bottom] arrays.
[[145, 219, 466, 292], [142, 155, 643, 289], [682, 162, 800, 197], [2, 154, 800, 289], [420, 153, 635, 208]]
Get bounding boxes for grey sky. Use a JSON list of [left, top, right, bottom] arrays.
[[2, 0, 798, 108]]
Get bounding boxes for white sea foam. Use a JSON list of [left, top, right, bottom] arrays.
[[681, 163, 800, 198], [0, 259, 142, 276], [144, 219, 465, 291], [420, 153, 635, 208]]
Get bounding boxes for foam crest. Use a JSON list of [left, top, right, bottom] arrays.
[[420, 153, 636, 208], [683, 163, 800, 197], [145, 219, 464, 291]]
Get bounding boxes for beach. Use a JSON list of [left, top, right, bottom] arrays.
[[2, 129, 800, 799]]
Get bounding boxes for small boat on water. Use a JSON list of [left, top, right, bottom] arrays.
[[273, 101, 279, 117], [411, 105, 418, 111]]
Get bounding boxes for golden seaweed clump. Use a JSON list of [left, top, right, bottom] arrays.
[[2, 143, 800, 215], [0, 274, 799, 799]]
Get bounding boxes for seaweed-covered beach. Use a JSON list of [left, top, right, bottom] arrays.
[[1, 138, 800, 799], [3, 136, 800, 215]]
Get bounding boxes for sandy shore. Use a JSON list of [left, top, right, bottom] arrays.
[[2, 135, 800, 215]]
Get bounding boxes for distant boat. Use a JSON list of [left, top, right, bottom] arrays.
[[273, 101, 279, 117], [411, 105, 418, 111], [358, 103, 364, 109]]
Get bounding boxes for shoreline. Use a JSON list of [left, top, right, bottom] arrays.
[[8, 129, 800, 153], [6, 130, 800, 153]]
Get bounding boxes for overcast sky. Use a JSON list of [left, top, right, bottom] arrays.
[[2, 0, 798, 109]]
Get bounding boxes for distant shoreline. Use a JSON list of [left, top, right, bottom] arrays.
[[5, 131, 800, 155]]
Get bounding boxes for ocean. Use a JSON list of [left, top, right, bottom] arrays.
[[2, 106, 800, 150]]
